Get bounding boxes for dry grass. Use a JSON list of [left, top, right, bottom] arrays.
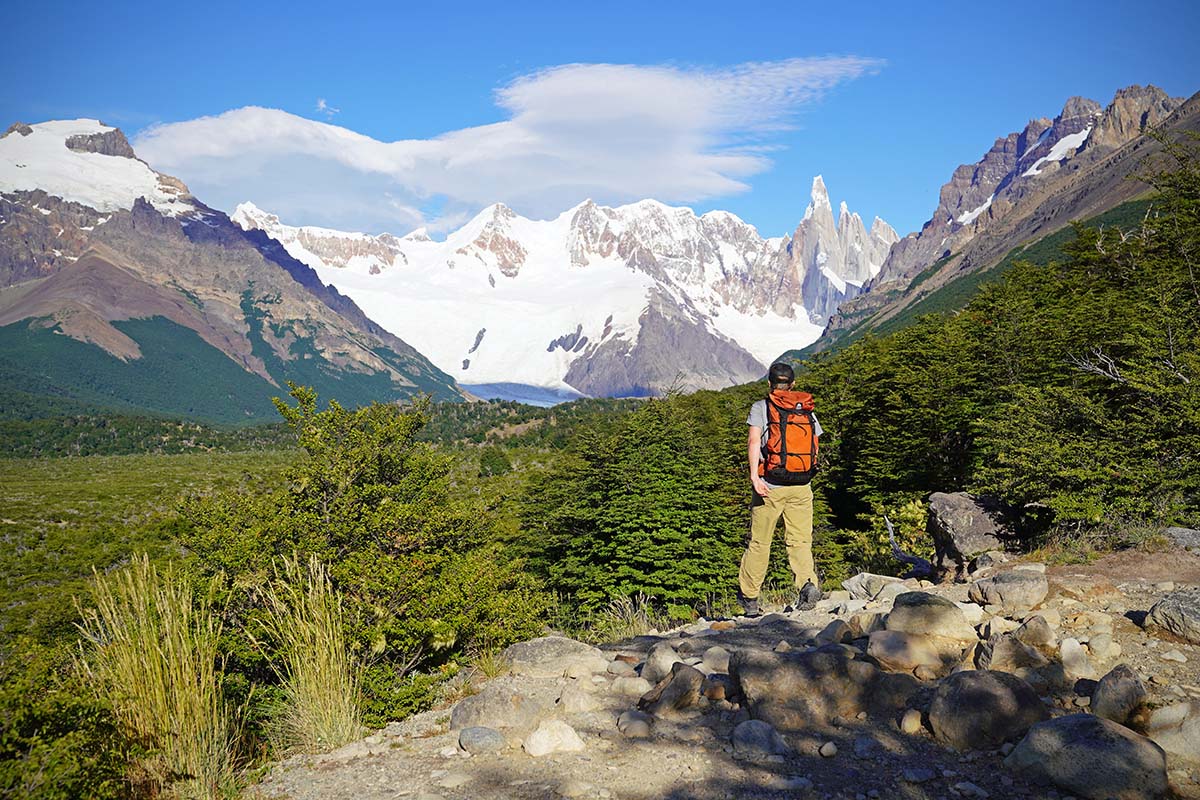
[[76, 555, 240, 799], [256, 554, 363, 755], [585, 592, 673, 643]]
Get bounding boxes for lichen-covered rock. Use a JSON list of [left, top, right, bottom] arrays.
[[1146, 588, 1200, 644], [1091, 664, 1148, 728], [886, 591, 979, 643], [449, 679, 557, 732], [1144, 700, 1200, 762], [969, 570, 1048, 616], [731, 647, 879, 730], [503, 636, 608, 678], [927, 492, 1010, 577], [1005, 714, 1168, 800], [928, 670, 1046, 750], [731, 719, 789, 761], [842, 572, 904, 601], [868, 630, 961, 676]]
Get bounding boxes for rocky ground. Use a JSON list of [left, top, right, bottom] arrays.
[[251, 537, 1200, 800]]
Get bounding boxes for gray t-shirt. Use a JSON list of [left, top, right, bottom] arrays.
[[749, 399, 823, 488]]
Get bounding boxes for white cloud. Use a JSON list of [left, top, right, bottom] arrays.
[[134, 58, 881, 234], [315, 98, 339, 118]]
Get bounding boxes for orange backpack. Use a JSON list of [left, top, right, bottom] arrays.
[[759, 389, 819, 486]]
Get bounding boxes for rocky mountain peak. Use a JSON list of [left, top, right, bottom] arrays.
[[65, 126, 139, 160], [1090, 84, 1183, 149], [2, 122, 33, 139], [1059, 96, 1102, 122]]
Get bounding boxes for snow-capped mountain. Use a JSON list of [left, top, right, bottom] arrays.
[[0, 119, 462, 421], [233, 180, 897, 398]]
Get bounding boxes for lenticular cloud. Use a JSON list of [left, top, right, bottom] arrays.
[[133, 57, 881, 234]]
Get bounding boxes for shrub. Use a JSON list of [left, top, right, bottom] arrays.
[[76, 556, 240, 800], [255, 555, 362, 754]]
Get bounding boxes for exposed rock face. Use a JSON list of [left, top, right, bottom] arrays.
[[928, 670, 1047, 750], [503, 636, 608, 679], [1005, 714, 1169, 800], [927, 492, 1010, 577], [65, 128, 138, 159], [819, 85, 1192, 352]]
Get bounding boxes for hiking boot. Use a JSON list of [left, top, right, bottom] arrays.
[[793, 580, 823, 612], [737, 591, 761, 617]]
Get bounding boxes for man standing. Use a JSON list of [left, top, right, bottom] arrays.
[[738, 362, 823, 616]]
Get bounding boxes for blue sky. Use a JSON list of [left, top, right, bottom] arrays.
[[4, 0, 1197, 237]]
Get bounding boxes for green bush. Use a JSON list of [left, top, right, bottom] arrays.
[[178, 384, 548, 727]]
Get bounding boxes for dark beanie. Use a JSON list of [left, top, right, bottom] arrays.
[[768, 362, 794, 386]]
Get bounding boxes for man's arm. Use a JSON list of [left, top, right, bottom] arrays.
[[748, 426, 770, 497]]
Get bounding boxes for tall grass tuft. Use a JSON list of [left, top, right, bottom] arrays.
[[76, 555, 239, 799], [257, 554, 362, 754]]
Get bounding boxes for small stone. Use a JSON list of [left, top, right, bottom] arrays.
[[900, 708, 923, 734], [523, 720, 586, 757], [611, 676, 653, 696], [1162, 649, 1188, 663], [702, 646, 731, 673], [731, 719, 789, 761], [557, 780, 593, 798], [439, 745, 458, 757], [774, 640, 792, 652], [617, 709, 652, 739], [955, 781, 989, 798], [902, 767, 936, 783], [607, 660, 636, 677], [819, 741, 838, 757], [853, 736, 881, 759], [1061, 638, 1098, 680], [1074, 696, 1091, 707], [437, 771, 472, 789]]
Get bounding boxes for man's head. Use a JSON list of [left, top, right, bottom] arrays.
[[768, 362, 795, 389]]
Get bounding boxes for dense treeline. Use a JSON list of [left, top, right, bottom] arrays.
[[0, 414, 294, 458]]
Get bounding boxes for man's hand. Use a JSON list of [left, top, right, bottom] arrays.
[[751, 476, 771, 497]]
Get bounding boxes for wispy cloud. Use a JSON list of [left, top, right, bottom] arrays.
[[315, 98, 339, 118], [135, 58, 881, 234]]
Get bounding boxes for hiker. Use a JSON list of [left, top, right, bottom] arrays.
[[738, 361, 823, 617]]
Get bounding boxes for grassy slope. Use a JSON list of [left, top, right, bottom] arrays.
[[0, 449, 296, 646]]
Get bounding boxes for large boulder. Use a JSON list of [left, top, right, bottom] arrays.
[[969, 570, 1049, 616], [927, 492, 1010, 578], [730, 647, 880, 730], [1146, 588, 1200, 644], [867, 630, 962, 677], [1091, 664, 1148, 728], [928, 670, 1047, 750], [1005, 714, 1168, 800], [1144, 700, 1200, 762], [450, 679, 558, 732], [886, 592, 979, 643], [503, 636, 608, 678]]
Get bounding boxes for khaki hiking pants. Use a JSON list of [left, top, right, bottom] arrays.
[[738, 483, 816, 599]]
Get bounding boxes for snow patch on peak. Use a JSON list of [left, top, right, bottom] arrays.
[[810, 175, 831, 205], [956, 193, 994, 225], [0, 118, 194, 216], [1022, 126, 1093, 177]]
